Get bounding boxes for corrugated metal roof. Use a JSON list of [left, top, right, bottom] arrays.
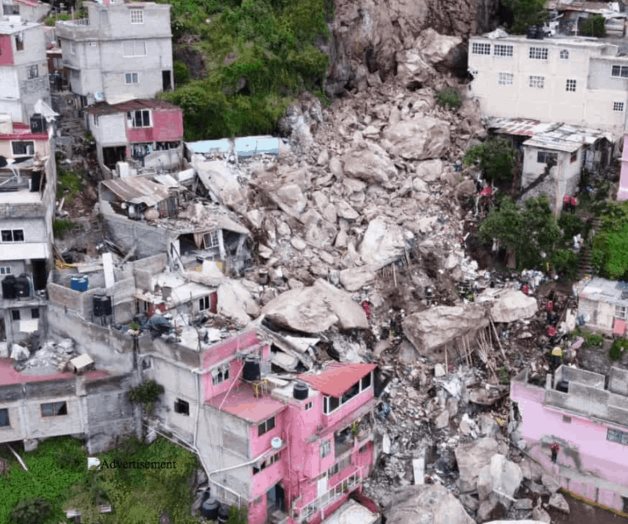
[[101, 177, 171, 206], [299, 363, 376, 397]]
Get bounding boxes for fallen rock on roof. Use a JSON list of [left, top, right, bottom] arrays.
[[478, 288, 538, 323]]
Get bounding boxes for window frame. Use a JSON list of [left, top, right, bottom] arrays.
[[529, 75, 545, 89], [560, 49, 569, 60], [11, 310, 20, 321], [174, 398, 190, 416], [613, 101, 625, 112], [124, 72, 139, 85], [129, 8, 144, 24], [471, 42, 491, 55], [1, 229, 25, 242], [0, 266, 11, 275], [570, 151, 578, 164], [27, 64, 38, 79], [498, 72, 514, 86], [127, 109, 151, 128], [537, 151, 558, 165], [494, 44, 513, 57], [199, 295, 211, 311], [11, 141, 35, 157], [122, 40, 146, 57], [320, 439, 331, 458], [529, 47, 549, 60], [41, 401, 68, 417], [615, 305, 627, 320], [14, 33, 24, 52], [611, 65, 628, 78], [31, 308, 40, 319], [0, 408, 9, 427], [565, 79, 576, 92], [257, 416, 276, 436]]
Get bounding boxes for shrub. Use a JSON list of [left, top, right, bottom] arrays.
[[173, 60, 190, 86], [463, 138, 516, 183], [591, 201, 628, 280], [579, 15, 606, 37], [609, 338, 627, 361], [10, 498, 52, 524], [503, 0, 548, 34], [577, 329, 604, 347], [53, 218, 75, 239], [550, 249, 579, 280], [128, 380, 165, 414], [436, 88, 462, 110]]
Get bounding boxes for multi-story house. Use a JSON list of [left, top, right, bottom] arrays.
[[576, 277, 628, 337], [1, 0, 50, 23], [0, 116, 55, 344], [468, 32, 628, 139], [511, 365, 628, 516], [0, 18, 50, 123], [86, 98, 183, 173], [55, 0, 173, 107]]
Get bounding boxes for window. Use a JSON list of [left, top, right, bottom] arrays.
[[614, 102, 625, 112], [199, 296, 211, 311], [361, 372, 372, 390], [11, 310, 20, 321], [253, 452, 280, 474], [124, 72, 139, 85], [128, 109, 151, 128], [565, 79, 576, 92], [611, 65, 628, 78], [174, 398, 190, 416], [471, 42, 490, 55], [1, 229, 24, 242], [41, 401, 67, 417], [560, 49, 569, 60], [498, 72, 513, 85], [123, 40, 146, 57], [529, 75, 545, 89], [320, 439, 331, 458], [623, 497, 628, 514], [304, 401, 313, 411], [607, 427, 628, 445], [323, 395, 340, 414], [562, 415, 572, 423], [12, 141, 34, 156], [130, 8, 144, 24], [0, 408, 9, 427], [92, 115, 99, 127], [494, 44, 513, 57], [258, 416, 275, 436], [211, 365, 230, 385], [537, 151, 558, 165], [31, 308, 39, 319], [205, 230, 219, 248], [14, 33, 23, 51], [3, 4, 19, 15], [529, 47, 548, 60], [0, 266, 11, 275], [615, 305, 627, 320], [570, 151, 578, 164], [27, 65, 38, 79]]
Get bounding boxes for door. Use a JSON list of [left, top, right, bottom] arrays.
[[266, 483, 285, 514], [162, 70, 172, 91]]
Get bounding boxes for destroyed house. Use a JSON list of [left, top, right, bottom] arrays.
[[140, 324, 377, 524], [99, 176, 252, 275], [488, 118, 612, 212], [55, 0, 173, 107], [511, 365, 628, 515], [0, 126, 55, 345], [86, 99, 184, 174], [577, 277, 628, 337], [547, 1, 627, 38]]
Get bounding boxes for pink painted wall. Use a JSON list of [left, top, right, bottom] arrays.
[[0, 36, 14, 66], [249, 409, 284, 458], [126, 108, 184, 144], [323, 386, 373, 429], [619, 135, 628, 201], [512, 380, 628, 512]]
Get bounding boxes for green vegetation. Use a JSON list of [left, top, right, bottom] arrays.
[[579, 15, 606, 37], [161, 0, 332, 140], [436, 88, 462, 110], [128, 380, 165, 415], [56, 163, 84, 203], [53, 218, 76, 239], [44, 13, 72, 26], [576, 328, 604, 347], [503, 0, 548, 34], [463, 138, 516, 184], [479, 196, 565, 271], [173, 60, 190, 86], [591, 201, 628, 280], [609, 338, 628, 361], [0, 437, 199, 524]]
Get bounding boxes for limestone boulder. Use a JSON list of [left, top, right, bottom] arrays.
[[342, 142, 397, 185], [339, 266, 377, 291], [217, 280, 260, 326], [454, 437, 499, 493], [477, 454, 523, 504], [192, 158, 249, 213], [359, 216, 408, 269], [477, 288, 538, 323], [383, 115, 450, 161], [415, 159, 444, 182], [385, 484, 474, 524]]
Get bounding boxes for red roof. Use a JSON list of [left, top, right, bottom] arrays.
[[87, 99, 181, 116], [0, 122, 48, 142], [299, 362, 376, 397]]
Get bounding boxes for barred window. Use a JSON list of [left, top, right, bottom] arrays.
[[494, 44, 513, 57], [529, 47, 548, 60], [529, 75, 545, 88], [498, 72, 513, 85], [471, 42, 491, 55], [565, 79, 576, 92], [613, 101, 625, 112], [560, 49, 569, 59]]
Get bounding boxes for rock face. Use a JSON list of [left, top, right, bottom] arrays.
[[385, 484, 475, 524], [383, 116, 451, 161], [261, 279, 368, 333], [403, 305, 489, 355]]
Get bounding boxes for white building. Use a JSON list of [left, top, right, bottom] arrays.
[[55, 0, 173, 107], [0, 18, 50, 123], [468, 31, 628, 138], [577, 278, 628, 337]]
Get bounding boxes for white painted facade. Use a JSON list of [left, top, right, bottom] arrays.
[[56, 1, 173, 106], [468, 35, 628, 138]]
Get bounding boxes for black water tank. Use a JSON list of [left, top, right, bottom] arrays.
[[293, 381, 309, 400], [200, 498, 219, 520], [30, 113, 46, 134], [93, 295, 112, 317], [535, 25, 545, 39], [15, 274, 30, 298], [217, 504, 230, 523], [243, 355, 261, 381], [30, 170, 42, 192], [526, 25, 538, 39], [556, 380, 569, 393], [1, 275, 17, 299]]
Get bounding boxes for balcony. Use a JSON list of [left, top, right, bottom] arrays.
[[334, 413, 374, 459]]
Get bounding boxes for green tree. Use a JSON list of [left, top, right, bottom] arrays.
[[463, 138, 516, 183], [579, 15, 606, 37], [10, 498, 52, 524], [591, 201, 628, 280], [480, 196, 561, 270], [128, 380, 165, 415], [503, 0, 548, 34]]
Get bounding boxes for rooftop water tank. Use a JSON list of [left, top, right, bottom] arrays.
[[293, 381, 309, 400], [1, 275, 17, 299], [243, 355, 260, 381], [200, 498, 219, 520]]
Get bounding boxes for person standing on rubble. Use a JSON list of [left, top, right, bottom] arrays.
[[550, 346, 563, 371], [550, 442, 560, 463]]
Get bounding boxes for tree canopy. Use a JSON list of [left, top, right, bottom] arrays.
[[463, 138, 517, 183], [503, 0, 548, 34]]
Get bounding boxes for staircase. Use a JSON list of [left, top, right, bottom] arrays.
[[577, 218, 602, 279]]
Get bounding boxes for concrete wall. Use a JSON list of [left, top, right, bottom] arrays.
[[102, 209, 171, 259], [578, 296, 617, 334], [90, 112, 126, 146], [469, 37, 628, 137], [619, 134, 628, 201]]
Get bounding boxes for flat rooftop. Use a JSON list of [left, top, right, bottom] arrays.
[[207, 383, 286, 423], [473, 29, 617, 50], [578, 277, 628, 307], [0, 18, 40, 35], [0, 358, 107, 386]]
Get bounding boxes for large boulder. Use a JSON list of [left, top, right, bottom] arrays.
[[339, 266, 378, 291], [261, 279, 368, 333], [386, 484, 474, 524], [383, 115, 450, 161], [455, 438, 499, 493], [477, 288, 538, 323], [192, 158, 248, 213], [359, 216, 409, 269], [477, 454, 523, 504], [403, 304, 488, 355], [216, 280, 260, 326], [342, 142, 398, 185]]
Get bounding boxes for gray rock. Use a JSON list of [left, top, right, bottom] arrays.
[[541, 472, 560, 494], [455, 438, 499, 493], [532, 504, 551, 523], [548, 493, 570, 514], [477, 454, 523, 504], [385, 484, 474, 524]]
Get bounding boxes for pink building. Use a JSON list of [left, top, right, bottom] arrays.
[[86, 99, 184, 173], [511, 365, 628, 516], [619, 134, 628, 201], [199, 330, 378, 524]]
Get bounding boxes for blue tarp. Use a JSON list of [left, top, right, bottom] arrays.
[[185, 135, 280, 158]]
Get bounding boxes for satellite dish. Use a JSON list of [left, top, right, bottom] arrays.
[[271, 437, 283, 450]]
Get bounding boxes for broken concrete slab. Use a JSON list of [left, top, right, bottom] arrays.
[[385, 484, 475, 524], [261, 279, 368, 333]]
